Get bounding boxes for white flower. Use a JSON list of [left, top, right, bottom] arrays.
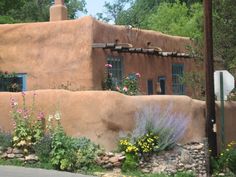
[[54, 111, 61, 121], [48, 115, 53, 122]]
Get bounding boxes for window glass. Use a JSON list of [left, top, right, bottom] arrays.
[[107, 56, 123, 85], [172, 64, 185, 95]]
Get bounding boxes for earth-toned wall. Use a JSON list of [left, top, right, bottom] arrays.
[[91, 19, 199, 95], [0, 16, 94, 91], [0, 90, 208, 150]]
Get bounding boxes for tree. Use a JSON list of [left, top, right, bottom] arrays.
[[96, 0, 132, 24], [146, 1, 203, 38], [213, 0, 236, 75], [0, 0, 87, 23]]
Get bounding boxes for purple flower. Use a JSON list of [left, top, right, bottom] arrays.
[[37, 112, 45, 121], [135, 73, 141, 78]]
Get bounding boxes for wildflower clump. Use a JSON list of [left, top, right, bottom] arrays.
[[11, 92, 45, 154], [119, 132, 160, 158]]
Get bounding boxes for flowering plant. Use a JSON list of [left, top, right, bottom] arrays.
[[11, 92, 45, 154], [102, 63, 115, 90], [119, 132, 160, 159], [212, 141, 236, 175], [116, 72, 141, 96]]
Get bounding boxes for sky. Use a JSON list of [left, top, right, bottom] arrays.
[[86, 0, 114, 17]]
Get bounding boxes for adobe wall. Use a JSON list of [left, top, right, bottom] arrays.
[[1, 90, 235, 151], [0, 90, 207, 150], [0, 16, 94, 91], [91, 19, 199, 95]]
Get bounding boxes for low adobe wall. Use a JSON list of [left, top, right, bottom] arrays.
[[0, 90, 235, 151]]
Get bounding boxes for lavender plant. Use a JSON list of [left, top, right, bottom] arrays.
[[121, 104, 189, 152]]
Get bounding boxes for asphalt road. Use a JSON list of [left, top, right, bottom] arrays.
[[0, 166, 96, 177]]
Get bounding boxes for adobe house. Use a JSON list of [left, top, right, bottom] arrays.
[[0, 0, 199, 95]]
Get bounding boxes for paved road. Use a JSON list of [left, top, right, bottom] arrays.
[[0, 166, 96, 177]]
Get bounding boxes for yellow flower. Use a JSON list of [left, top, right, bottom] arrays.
[[13, 136, 19, 142]]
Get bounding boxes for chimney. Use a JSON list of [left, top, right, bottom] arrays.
[[50, 0, 68, 21]]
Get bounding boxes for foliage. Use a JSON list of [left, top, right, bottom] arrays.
[[146, 1, 203, 38], [180, 71, 205, 99], [120, 105, 188, 160], [96, 0, 132, 23], [121, 153, 138, 172], [75, 137, 101, 171], [50, 122, 77, 171], [0, 0, 87, 23], [116, 73, 141, 96], [0, 129, 12, 150], [122, 170, 195, 177], [102, 64, 114, 90], [0, 16, 17, 24], [119, 132, 160, 159], [212, 141, 236, 175], [33, 134, 52, 162], [11, 92, 45, 154], [213, 0, 236, 76]]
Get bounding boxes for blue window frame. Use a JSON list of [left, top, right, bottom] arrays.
[[158, 76, 166, 95], [172, 64, 185, 95], [147, 79, 154, 95]]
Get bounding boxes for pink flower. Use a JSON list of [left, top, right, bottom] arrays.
[[116, 86, 121, 91], [105, 64, 112, 68], [37, 112, 45, 121], [135, 73, 141, 78], [17, 109, 22, 114], [10, 98, 18, 108], [123, 86, 128, 92]]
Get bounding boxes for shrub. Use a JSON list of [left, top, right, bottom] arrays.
[[33, 134, 52, 162], [0, 129, 12, 150], [11, 93, 45, 154], [121, 154, 138, 172], [75, 137, 100, 171], [119, 105, 189, 159], [117, 73, 141, 96], [50, 124, 77, 171], [212, 141, 236, 175], [131, 105, 189, 151]]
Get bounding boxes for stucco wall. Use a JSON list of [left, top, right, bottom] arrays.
[[0, 17, 94, 91], [0, 90, 207, 150], [91, 19, 199, 95], [1, 90, 235, 151]]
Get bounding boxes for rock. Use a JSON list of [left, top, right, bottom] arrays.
[[12, 148, 23, 154], [194, 143, 204, 150], [95, 157, 103, 165], [118, 156, 125, 161], [7, 154, 15, 159], [141, 168, 150, 173], [6, 147, 13, 154], [180, 149, 193, 164], [109, 156, 119, 163], [1, 153, 8, 158], [0, 150, 3, 155], [106, 152, 114, 157], [103, 163, 113, 169], [113, 162, 121, 167], [113, 168, 121, 173], [152, 165, 166, 173], [218, 173, 225, 176], [102, 156, 109, 161], [15, 154, 24, 158], [25, 154, 38, 161]]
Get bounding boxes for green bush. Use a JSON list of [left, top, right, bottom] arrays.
[[75, 137, 100, 171], [33, 134, 52, 162], [212, 141, 236, 175], [121, 154, 138, 172], [0, 129, 12, 150], [50, 125, 77, 171]]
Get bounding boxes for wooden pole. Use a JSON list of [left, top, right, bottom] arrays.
[[204, 0, 217, 174]]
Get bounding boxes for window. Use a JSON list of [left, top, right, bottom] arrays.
[[158, 76, 166, 95], [107, 56, 123, 84], [172, 64, 185, 95], [0, 73, 27, 92], [147, 79, 154, 95]]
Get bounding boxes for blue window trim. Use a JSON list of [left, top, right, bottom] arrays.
[[17, 73, 27, 91]]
